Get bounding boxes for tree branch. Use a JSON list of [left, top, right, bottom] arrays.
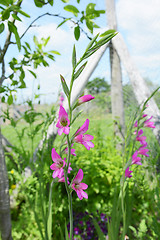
[[20, 12, 92, 41], [0, 0, 23, 63]]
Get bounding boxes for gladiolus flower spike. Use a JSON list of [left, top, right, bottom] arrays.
[[56, 106, 70, 135], [71, 169, 88, 200]]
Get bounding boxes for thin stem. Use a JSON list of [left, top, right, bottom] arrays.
[[121, 180, 126, 240], [20, 13, 92, 41]]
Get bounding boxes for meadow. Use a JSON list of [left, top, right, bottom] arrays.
[[1, 102, 160, 240]]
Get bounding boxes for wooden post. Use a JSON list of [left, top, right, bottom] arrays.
[[105, 0, 125, 139]]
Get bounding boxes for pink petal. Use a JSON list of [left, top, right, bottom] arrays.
[[82, 141, 94, 150], [50, 163, 58, 170], [74, 134, 83, 143], [52, 170, 59, 178], [58, 128, 64, 136], [75, 119, 89, 135], [83, 134, 94, 141], [81, 190, 88, 199], [76, 189, 83, 200], [56, 120, 61, 128], [57, 168, 64, 178], [59, 106, 68, 120], [79, 182, 88, 190], [63, 126, 70, 135], [73, 169, 83, 184], [51, 148, 61, 163]]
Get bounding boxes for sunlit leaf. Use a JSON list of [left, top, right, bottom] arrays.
[[74, 25, 80, 41], [7, 94, 13, 105], [0, 0, 9, 6], [28, 70, 37, 78], [49, 0, 54, 6], [0, 23, 5, 33], [17, 9, 30, 18], [8, 21, 21, 51], [12, 13, 22, 21], [64, 5, 79, 17], [49, 50, 61, 55], [57, 18, 70, 28]]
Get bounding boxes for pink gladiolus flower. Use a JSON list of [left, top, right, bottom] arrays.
[[138, 143, 149, 157], [74, 119, 94, 150], [132, 151, 142, 165], [144, 116, 155, 128], [71, 169, 88, 200], [56, 106, 70, 135], [136, 129, 147, 145], [74, 134, 94, 150], [78, 95, 95, 104], [125, 167, 133, 178], [50, 148, 66, 178]]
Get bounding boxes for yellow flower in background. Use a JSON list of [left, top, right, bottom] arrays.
[[11, 184, 16, 190], [10, 170, 14, 174]]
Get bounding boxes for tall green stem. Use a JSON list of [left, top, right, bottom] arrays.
[[121, 177, 126, 240]]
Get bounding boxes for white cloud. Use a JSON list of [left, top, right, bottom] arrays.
[[115, 0, 160, 84]]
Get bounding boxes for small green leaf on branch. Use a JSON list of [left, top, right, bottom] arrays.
[[64, 5, 79, 17], [74, 25, 80, 41], [0, 23, 5, 33]]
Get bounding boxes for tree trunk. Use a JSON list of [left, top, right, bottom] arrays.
[[105, 0, 125, 139], [112, 33, 160, 143], [0, 128, 12, 240]]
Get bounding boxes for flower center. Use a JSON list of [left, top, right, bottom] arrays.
[[74, 183, 80, 189], [61, 117, 68, 127], [57, 159, 63, 168]]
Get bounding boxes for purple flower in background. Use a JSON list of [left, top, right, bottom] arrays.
[[144, 116, 155, 128], [138, 142, 149, 157], [136, 129, 147, 145]]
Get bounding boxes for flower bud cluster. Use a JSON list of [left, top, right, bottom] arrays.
[[125, 113, 155, 178]]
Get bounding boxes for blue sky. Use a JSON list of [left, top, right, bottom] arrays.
[[2, 0, 160, 104]]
